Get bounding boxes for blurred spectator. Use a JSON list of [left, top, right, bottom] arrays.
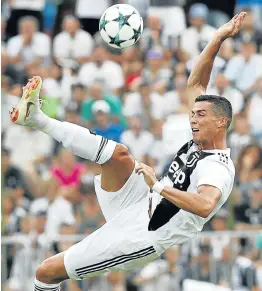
[[81, 82, 125, 127], [3, 125, 54, 172], [234, 144, 262, 205], [2, 18, 8, 46], [65, 108, 82, 125], [208, 209, 232, 285], [75, 0, 110, 36], [66, 83, 87, 114], [208, 74, 244, 115], [2, 194, 26, 235], [164, 74, 189, 114], [187, 0, 236, 28], [133, 246, 181, 291], [120, 116, 154, 161], [91, 100, 125, 143], [245, 77, 262, 142], [234, 180, 262, 231], [78, 195, 105, 234], [224, 40, 262, 92], [1, 49, 28, 85], [228, 113, 254, 162], [181, 3, 216, 58], [6, 0, 44, 38], [146, 119, 167, 177], [162, 82, 192, 156], [234, 9, 262, 53], [148, 0, 186, 36], [6, 16, 51, 71], [5, 213, 47, 291], [219, 38, 235, 64], [53, 15, 94, 67], [142, 49, 172, 85], [2, 148, 32, 199], [123, 81, 152, 127], [232, 249, 259, 291], [79, 46, 125, 95], [140, 15, 169, 53], [51, 148, 85, 189], [187, 243, 225, 285], [43, 181, 77, 245]]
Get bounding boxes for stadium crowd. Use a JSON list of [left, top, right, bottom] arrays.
[[1, 0, 262, 290]]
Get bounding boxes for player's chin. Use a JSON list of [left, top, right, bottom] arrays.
[[192, 137, 200, 144], [192, 133, 201, 144]]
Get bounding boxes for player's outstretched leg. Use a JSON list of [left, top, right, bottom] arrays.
[[10, 76, 135, 191], [10, 76, 116, 164]]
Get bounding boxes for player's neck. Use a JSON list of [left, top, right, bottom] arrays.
[[198, 138, 227, 151]]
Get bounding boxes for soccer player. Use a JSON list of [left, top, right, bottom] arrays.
[[10, 13, 246, 291]]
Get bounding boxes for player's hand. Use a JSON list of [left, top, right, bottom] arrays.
[[135, 163, 158, 189], [216, 12, 247, 41]]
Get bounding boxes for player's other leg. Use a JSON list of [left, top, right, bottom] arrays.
[[10, 76, 135, 192], [34, 197, 158, 290]]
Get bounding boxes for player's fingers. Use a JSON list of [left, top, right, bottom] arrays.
[[135, 165, 144, 173], [232, 14, 238, 23], [137, 169, 145, 175]]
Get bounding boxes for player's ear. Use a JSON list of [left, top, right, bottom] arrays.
[[217, 117, 227, 128]]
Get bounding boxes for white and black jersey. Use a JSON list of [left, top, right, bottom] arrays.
[[63, 139, 235, 279], [148, 140, 235, 253]]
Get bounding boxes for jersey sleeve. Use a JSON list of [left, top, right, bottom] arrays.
[[196, 157, 233, 197]]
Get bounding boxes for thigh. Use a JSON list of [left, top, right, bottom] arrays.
[[95, 161, 149, 221], [64, 201, 158, 280]]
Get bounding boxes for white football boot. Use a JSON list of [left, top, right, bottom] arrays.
[[10, 76, 43, 128]]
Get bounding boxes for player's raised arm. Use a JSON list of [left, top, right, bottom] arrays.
[[187, 12, 247, 110]]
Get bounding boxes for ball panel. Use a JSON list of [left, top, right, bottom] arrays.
[[105, 21, 119, 38], [118, 25, 135, 41], [118, 4, 136, 16], [100, 29, 111, 43], [127, 14, 141, 31], [120, 39, 135, 48], [104, 7, 119, 21]]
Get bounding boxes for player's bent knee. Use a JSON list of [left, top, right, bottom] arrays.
[[36, 259, 56, 283], [36, 256, 67, 284], [111, 143, 131, 162]]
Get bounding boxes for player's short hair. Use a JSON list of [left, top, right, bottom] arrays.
[[195, 95, 233, 129]]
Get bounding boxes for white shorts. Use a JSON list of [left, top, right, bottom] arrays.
[[64, 163, 159, 280]]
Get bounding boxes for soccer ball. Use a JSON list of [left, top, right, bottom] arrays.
[[99, 4, 143, 49]]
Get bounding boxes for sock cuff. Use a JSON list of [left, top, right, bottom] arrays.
[[35, 278, 60, 289], [96, 139, 117, 165]]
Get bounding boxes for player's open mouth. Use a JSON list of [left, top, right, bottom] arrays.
[[192, 129, 199, 132]]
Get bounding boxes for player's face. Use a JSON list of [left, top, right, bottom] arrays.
[[190, 101, 220, 147]]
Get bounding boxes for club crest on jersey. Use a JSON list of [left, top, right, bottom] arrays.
[[186, 152, 200, 167]]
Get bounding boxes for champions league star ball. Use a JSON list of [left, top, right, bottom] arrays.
[[99, 4, 143, 49]]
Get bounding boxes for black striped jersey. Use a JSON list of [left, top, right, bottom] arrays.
[[148, 140, 235, 232]]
